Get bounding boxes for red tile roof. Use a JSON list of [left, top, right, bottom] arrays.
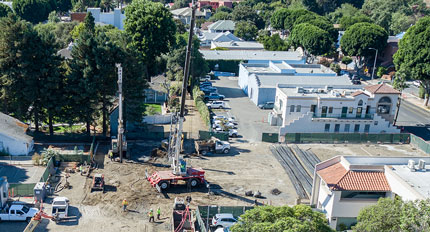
[[317, 162, 391, 191], [351, 90, 370, 97], [364, 84, 400, 94]]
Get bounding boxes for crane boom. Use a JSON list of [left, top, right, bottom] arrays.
[[172, 0, 196, 175]]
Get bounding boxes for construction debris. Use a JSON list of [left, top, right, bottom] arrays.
[[271, 188, 281, 195]]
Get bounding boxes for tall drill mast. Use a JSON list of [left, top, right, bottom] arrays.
[[116, 63, 124, 163], [172, 0, 196, 175]]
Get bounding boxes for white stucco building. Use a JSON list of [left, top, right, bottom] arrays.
[[87, 8, 126, 30], [273, 84, 400, 134], [0, 112, 34, 156], [311, 156, 430, 230], [198, 31, 241, 47]]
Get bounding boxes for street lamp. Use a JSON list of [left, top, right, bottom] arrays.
[[369, 48, 378, 80]]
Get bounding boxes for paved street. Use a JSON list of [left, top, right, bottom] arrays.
[[396, 99, 430, 140], [211, 76, 278, 142]]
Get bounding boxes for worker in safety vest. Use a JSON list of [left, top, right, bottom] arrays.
[[122, 199, 128, 212], [108, 152, 113, 161], [79, 165, 83, 175], [148, 209, 154, 222], [157, 207, 161, 220]]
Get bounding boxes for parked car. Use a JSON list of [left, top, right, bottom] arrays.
[[201, 86, 217, 93], [352, 80, 361, 85], [215, 128, 238, 137], [200, 75, 211, 82], [206, 101, 226, 109], [204, 93, 225, 101], [212, 116, 237, 125], [258, 102, 274, 109], [212, 213, 237, 229], [212, 115, 227, 121], [215, 227, 231, 232], [0, 204, 38, 222], [413, 80, 421, 87], [200, 81, 212, 88]]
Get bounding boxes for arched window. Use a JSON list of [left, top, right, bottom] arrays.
[[377, 97, 392, 114], [358, 100, 363, 106], [378, 97, 391, 104]]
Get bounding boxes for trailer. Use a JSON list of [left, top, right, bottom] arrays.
[[146, 164, 205, 192], [195, 138, 230, 155]]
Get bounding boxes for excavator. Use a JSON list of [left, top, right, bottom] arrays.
[[23, 202, 58, 232]]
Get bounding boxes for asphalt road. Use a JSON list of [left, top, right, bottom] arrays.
[[211, 76, 278, 142], [396, 99, 430, 140]]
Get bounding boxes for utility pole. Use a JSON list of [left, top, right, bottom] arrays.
[[116, 63, 124, 163], [173, 0, 196, 175], [369, 48, 378, 80]]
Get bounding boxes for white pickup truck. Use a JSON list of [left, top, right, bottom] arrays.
[[0, 204, 38, 222]]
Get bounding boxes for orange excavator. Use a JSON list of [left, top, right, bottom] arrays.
[[23, 202, 58, 232]]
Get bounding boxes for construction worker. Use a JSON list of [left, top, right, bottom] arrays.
[[148, 209, 154, 222], [122, 199, 128, 212], [157, 207, 161, 220], [79, 165, 83, 175], [108, 151, 113, 161]]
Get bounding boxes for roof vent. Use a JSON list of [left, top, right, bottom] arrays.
[[408, 160, 416, 172], [296, 87, 304, 93], [418, 159, 426, 171]]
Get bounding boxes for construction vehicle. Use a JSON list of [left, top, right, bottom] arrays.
[[146, 0, 207, 193], [51, 197, 69, 219], [172, 197, 194, 232], [110, 64, 128, 162], [195, 138, 231, 155], [91, 174, 105, 192], [23, 202, 58, 232]]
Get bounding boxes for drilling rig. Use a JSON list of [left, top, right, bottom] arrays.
[[146, 0, 206, 192], [111, 64, 127, 162]]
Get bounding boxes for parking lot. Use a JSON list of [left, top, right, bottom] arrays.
[[208, 76, 278, 142]]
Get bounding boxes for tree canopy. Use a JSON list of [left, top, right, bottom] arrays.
[[340, 22, 387, 58], [125, 0, 176, 76], [394, 16, 430, 106], [258, 34, 289, 51], [354, 197, 430, 232], [234, 21, 258, 41], [230, 205, 334, 232], [13, 0, 55, 24], [0, 4, 12, 18], [289, 23, 332, 56]]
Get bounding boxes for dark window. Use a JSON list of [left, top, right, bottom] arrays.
[[296, 105, 301, 112], [325, 124, 330, 132], [364, 124, 370, 132], [344, 124, 350, 132], [358, 100, 363, 106], [334, 124, 340, 132], [341, 191, 386, 199], [311, 105, 317, 113], [354, 124, 360, 132], [349, 107, 353, 114], [290, 105, 295, 112], [328, 107, 333, 113]]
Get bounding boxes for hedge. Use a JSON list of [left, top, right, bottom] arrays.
[[193, 86, 210, 127]]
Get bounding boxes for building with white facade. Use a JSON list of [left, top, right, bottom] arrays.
[[87, 8, 125, 30], [311, 156, 430, 230], [273, 84, 400, 134], [171, 7, 209, 25], [198, 31, 241, 47], [0, 112, 34, 156]]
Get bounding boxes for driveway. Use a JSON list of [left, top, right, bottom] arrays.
[[211, 76, 278, 142]]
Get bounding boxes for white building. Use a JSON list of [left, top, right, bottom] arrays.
[[200, 50, 305, 63], [311, 156, 430, 230], [274, 84, 400, 134], [199, 31, 241, 47], [0, 112, 34, 156], [170, 7, 209, 25], [87, 8, 125, 30]]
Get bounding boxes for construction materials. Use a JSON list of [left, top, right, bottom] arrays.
[[91, 174, 105, 193], [194, 138, 231, 155], [270, 145, 318, 199]]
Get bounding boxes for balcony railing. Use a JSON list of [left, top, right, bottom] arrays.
[[312, 113, 373, 120]]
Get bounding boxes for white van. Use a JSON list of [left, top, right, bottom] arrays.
[[52, 197, 69, 219]]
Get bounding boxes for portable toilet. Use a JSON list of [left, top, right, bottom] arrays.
[[0, 177, 9, 207], [33, 182, 46, 203]]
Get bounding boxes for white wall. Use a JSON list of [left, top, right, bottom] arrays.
[[88, 8, 125, 30], [0, 133, 33, 156]]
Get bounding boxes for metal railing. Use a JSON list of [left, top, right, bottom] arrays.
[[312, 113, 373, 120]]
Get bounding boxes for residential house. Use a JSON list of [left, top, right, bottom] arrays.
[[171, 7, 210, 25], [274, 84, 400, 134], [57, 42, 74, 60], [311, 156, 430, 230], [207, 20, 235, 33], [199, 31, 241, 47], [0, 112, 34, 156], [87, 8, 125, 30], [144, 75, 168, 104], [210, 41, 264, 50], [197, 0, 235, 10], [238, 61, 336, 95]]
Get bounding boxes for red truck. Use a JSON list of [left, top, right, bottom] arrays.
[[146, 166, 205, 192]]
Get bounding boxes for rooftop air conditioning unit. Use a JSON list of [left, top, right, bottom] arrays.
[[296, 87, 304, 93], [408, 160, 416, 172], [418, 159, 426, 171]]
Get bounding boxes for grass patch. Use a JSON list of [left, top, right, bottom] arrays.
[[53, 125, 85, 133], [143, 103, 162, 116]]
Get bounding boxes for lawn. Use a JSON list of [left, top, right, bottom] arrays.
[[143, 103, 162, 115]]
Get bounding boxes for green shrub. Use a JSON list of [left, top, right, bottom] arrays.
[[341, 56, 352, 64], [419, 86, 427, 99], [377, 66, 387, 77], [193, 86, 210, 127], [330, 63, 341, 75]]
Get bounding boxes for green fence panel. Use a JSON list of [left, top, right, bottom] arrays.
[[411, 134, 430, 154], [262, 133, 279, 143], [55, 154, 91, 163], [284, 133, 411, 144], [40, 158, 54, 182], [9, 183, 36, 197], [198, 131, 229, 141]]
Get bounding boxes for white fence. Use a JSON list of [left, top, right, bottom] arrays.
[[142, 115, 172, 124]]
